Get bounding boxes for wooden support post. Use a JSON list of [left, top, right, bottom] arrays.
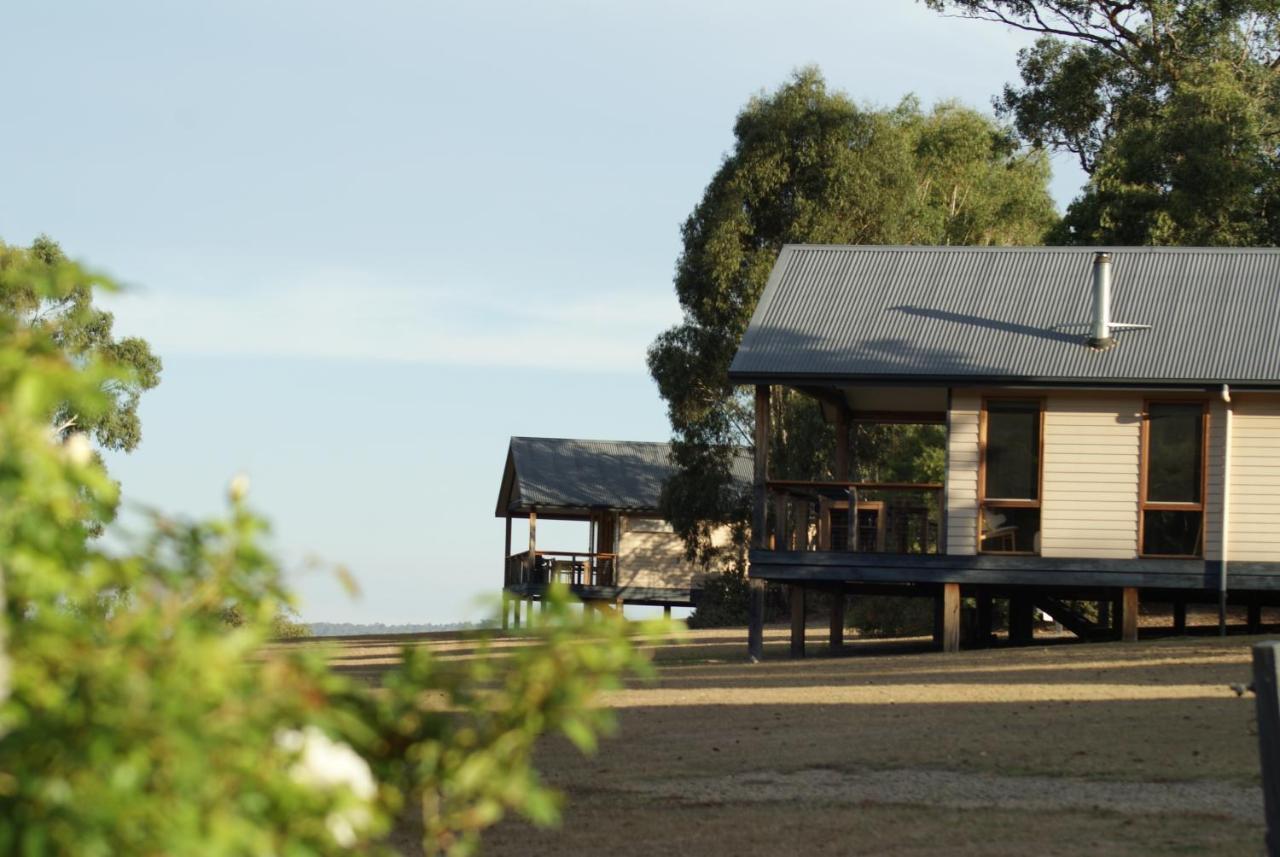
[[1119, 587, 1139, 643], [501, 592, 510, 631], [1251, 602, 1264, 635], [615, 597, 624, 618], [976, 591, 993, 648], [663, 605, 671, 619], [772, 493, 787, 550], [1173, 598, 1187, 635], [1252, 642, 1280, 856], [1010, 593, 1034, 645], [527, 509, 537, 585], [829, 588, 845, 653], [748, 580, 765, 661], [940, 583, 960, 654], [748, 385, 770, 662], [513, 597, 522, 630], [1097, 598, 1111, 630], [789, 585, 806, 659]]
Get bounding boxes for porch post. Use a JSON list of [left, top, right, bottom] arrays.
[[1010, 593, 1034, 645], [1119, 587, 1139, 643], [829, 587, 845, 653], [940, 583, 960, 653], [789, 585, 806, 659], [834, 407, 850, 482], [748, 385, 770, 661], [975, 590, 993, 648]]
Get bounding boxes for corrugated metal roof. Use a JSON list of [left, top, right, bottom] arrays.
[[728, 245, 1280, 386], [495, 437, 753, 517]]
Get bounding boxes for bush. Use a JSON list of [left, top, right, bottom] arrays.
[[688, 571, 789, 628], [0, 254, 655, 856], [847, 595, 934, 638]]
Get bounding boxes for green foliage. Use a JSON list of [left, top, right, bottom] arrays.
[[847, 596, 935, 638], [686, 572, 789, 628], [0, 236, 161, 452], [927, 1, 1280, 244], [649, 68, 1057, 563], [0, 253, 655, 855]]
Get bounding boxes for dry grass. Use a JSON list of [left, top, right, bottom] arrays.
[[299, 625, 1271, 856]]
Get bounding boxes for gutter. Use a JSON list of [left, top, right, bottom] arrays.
[[1221, 384, 1233, 636]]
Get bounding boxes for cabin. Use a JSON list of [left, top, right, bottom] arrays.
[[495, 436, 749, 625], [729, 245, 1280, 657]]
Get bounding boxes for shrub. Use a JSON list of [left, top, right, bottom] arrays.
[[0, 254, 654, 856], [847, 595, 934, 638], [688, 570, 789, 628]]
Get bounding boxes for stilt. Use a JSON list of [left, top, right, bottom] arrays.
[[829, 588, 846, 653], [1173, 598, 1187, 635], [663, 605, 671, 619], [789, 585, 806, 659], [748, 579, 765, 661], [940, 583, 960, 654], [1120, 587, 1139, 643], [1251, 602, 1264, 634], [1097, 598, 1111, 630], [513, 597, 522, 630], [1010, 593, 1034, 645], [976, 591, 994, 648], [501, 592, 510, 631]]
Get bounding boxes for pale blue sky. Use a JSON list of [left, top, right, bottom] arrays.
[[1, 1, 1085, 624]]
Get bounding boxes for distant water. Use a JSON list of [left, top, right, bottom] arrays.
[[308, 621, 493, 637]]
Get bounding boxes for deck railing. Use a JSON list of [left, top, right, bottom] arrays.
[[765, 480, 943, 555], [504, 550, 618, 587]]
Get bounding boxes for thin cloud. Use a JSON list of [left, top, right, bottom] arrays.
[[103, 274, 682, 373]]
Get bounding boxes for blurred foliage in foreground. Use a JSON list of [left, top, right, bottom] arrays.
[[0, 251, 658, 855]]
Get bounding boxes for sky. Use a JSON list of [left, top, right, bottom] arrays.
[[1, 1, 1087, 624]]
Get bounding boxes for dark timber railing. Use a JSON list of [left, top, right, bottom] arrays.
[[765, 480, 943, 556], [504, 550, 617, 587]]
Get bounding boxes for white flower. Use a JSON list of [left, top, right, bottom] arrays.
[[228, 473, 251, 502], [277, 726, 376, 847], [63, 432, 93, 466]]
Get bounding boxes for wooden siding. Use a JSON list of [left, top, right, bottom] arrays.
[[1225, 395, 1280, 561], [615, 516, 733, 590], [1041, 393, 1141, 559], [946, 391, 980, 555]]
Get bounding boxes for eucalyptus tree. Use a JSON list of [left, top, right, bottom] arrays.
[[926, 0, 1280, 244], [648, 68, 1057, 566]]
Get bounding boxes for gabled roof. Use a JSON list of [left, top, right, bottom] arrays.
[[728, 245, 1280, 388], [495, 437, 753, 518]]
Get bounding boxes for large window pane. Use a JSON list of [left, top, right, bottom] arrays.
[[1143, 510, 1202, 556], [981, 507, 1040, 553], [985, 400, 1040, 500], [1146, 404, 1202, 503]]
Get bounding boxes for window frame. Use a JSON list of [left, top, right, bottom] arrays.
[[1138, 398, 1210, 559], [977, 396, 1045, 556]]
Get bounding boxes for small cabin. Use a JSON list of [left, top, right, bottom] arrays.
[[495, 436, 748, 624], [729, 245, 1280, 657]]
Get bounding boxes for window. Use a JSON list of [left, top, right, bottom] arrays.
[[980, 399, 1042, 554], [1141, 402, 1206, 557]]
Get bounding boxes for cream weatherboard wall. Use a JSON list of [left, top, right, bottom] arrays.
[[1040, 393, 1142, 559], [945, 391, 980, 555], [944, 389, 1235, 560], [614, 516, 735, 590], [1222, 394, 1280, 562]]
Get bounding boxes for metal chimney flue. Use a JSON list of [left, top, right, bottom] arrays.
[[1089, 251, 1115, 349]]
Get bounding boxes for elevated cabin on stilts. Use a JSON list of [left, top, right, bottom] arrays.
[[730, 245, 1280, 658], [495, 437, 749, 627]]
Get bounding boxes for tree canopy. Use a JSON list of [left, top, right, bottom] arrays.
[[648, 69, 1057, 566], [0, 235, 162, 452], [926, 0, 1280, 244]]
